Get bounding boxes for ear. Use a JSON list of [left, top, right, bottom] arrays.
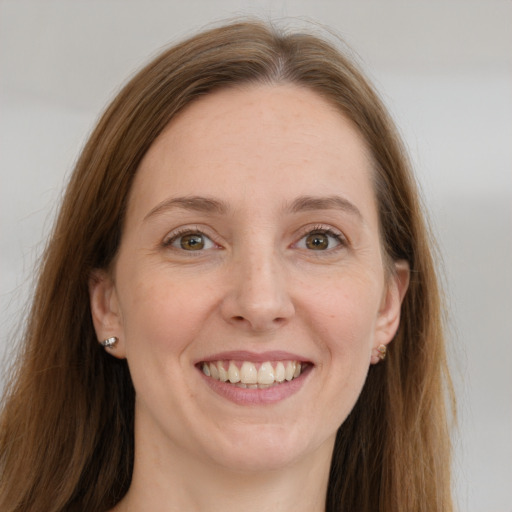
[[373, 259, 410, 353], [89, 269, 126, 359]]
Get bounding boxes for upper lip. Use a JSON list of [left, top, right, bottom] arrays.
[[196, 350, 311, 364]]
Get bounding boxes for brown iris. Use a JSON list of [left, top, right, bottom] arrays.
[[180, 234, 205, 250], [305, 232, 329, 250]]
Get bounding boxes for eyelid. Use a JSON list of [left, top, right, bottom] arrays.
[[162, 225, 221, 250], [293, 224, 348, 250], [161, 223, 348, 252]]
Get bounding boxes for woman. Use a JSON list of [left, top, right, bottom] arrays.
[[0, 20, 454, 511]]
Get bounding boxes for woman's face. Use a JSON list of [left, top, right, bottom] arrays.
[[91, 84, 407, 472]]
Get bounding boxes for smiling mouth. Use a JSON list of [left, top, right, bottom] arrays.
[[199, 360, 308, 389]]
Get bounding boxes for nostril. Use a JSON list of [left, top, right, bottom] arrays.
[[231, 315, 286, 325]]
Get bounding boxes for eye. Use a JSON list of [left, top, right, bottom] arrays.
[[295, 229, 345, 251], [165, 230, 217, 251]]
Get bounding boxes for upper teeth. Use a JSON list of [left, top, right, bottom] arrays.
[[201, 360, 302, 386]]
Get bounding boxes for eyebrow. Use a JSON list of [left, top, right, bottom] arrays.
[[144, 196, 228, 221], [287, 195, 363, 220], [143, 194, 362, 221]]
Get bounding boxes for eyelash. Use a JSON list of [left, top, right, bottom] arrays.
[[162, 225, 347, 253], [293, 225, 347, 251], [162, 226, 217, 250]]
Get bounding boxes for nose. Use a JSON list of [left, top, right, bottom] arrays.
[[220, 247, 295, 332]]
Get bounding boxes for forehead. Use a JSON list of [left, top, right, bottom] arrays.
[[129, 84, 376, 222]]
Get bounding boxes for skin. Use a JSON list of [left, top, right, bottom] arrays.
[[90, 84, 409, 512]]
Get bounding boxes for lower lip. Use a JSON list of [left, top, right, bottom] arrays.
[[198, 366, 311, 405]]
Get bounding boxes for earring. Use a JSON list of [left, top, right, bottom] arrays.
[[371, 344, 388, 364], [377, 344, 387, 360], [100, 336, 118, 349]]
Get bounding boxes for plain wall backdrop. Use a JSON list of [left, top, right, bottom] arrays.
[[1, 1, 511, 511]]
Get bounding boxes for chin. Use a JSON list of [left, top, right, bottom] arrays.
[[205, 424, 325, 473]]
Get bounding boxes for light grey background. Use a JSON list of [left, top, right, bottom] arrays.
[[1, 1, 511, 511]]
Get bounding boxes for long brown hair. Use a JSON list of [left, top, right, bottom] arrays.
[[0, 20, 454, 511]]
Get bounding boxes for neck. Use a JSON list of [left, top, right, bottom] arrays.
[[114, 432, 334, 512]]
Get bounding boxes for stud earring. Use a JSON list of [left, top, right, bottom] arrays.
[[371, 344, 388, 364], [377, 344, 387, 360], [100, 336, 118, 349]]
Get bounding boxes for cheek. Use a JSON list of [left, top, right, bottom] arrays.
[[312, 277, 382, 350], [117, 270, 212, 361], [306, 276, 382, 412], [116, 272, 213, 423]]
